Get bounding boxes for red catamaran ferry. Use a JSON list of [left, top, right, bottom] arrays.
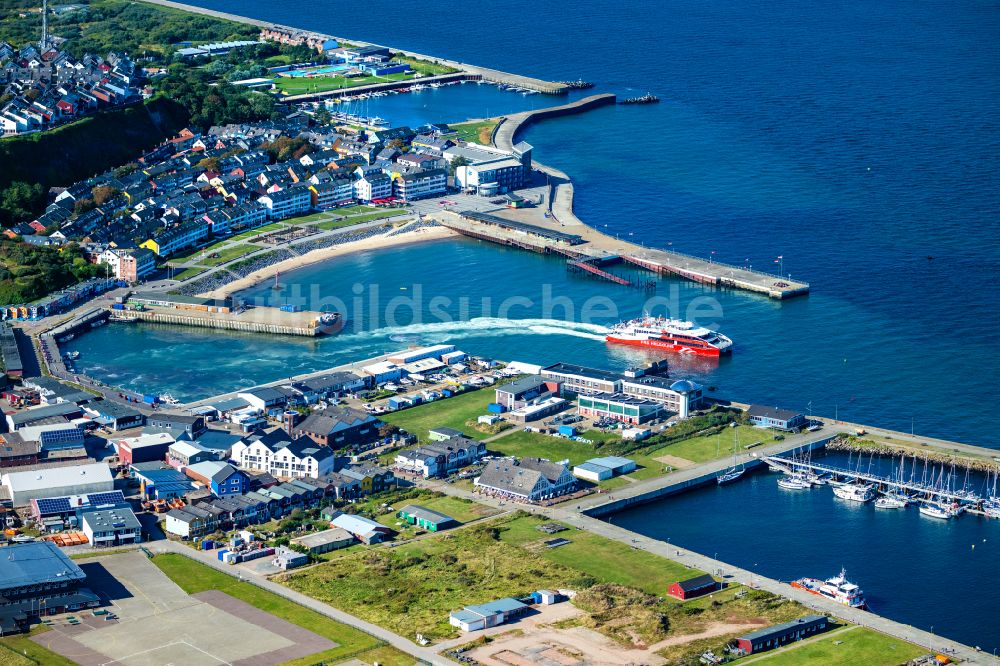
[[606, 316, 733, 356]]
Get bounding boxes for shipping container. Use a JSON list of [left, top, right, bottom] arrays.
[[487, 403, 506, 414], [558, 425, 577, 437], [216, 549, 229, 561], [143, 394, 158, 405], [202, 539, 215, 550], [111, 303, 125, 310]]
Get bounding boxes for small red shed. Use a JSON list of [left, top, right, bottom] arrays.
[[667, 574, 719, 600]]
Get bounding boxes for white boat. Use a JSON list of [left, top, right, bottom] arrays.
[[778, 476, 811, 490], [874, 496, 907, 509], [833, 483, 877, 502], [791, 568, 867, 609], [919, 503, 952, 519], [160, 394, 180, 406], [717, 427, 745, 485]]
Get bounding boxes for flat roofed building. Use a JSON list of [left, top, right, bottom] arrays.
[[572, 456, 637, 483], [736, 615, 829, 655], [292, 527, 355, 553], [0, 542, 100, 633], [494, 375, 558, 410], [578, 392, 664, 425], [449, 597, 530, 632], [542, 363, 621, 396], [116, 431, 174, 465], [328, 510, 393, 544], [2, 462, 113, 506], [620, 376, 703, 418], [81, 506, 142, 548]]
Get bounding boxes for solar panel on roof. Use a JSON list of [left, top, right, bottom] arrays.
[[35, 497, 71, 515], [87, 491, 126, 507]]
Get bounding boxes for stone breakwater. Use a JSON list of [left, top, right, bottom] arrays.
[[827, 436, 1000, 473]]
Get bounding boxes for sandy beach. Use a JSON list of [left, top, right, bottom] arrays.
[[198, 225, 459, 299]]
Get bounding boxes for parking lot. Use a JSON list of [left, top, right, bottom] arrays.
[[30, 552, 335, 666]]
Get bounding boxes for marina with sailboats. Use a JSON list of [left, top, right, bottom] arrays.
[[764, 447, 1000, 521]]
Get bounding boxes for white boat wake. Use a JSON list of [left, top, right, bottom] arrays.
[[342, 317, 610, 342]]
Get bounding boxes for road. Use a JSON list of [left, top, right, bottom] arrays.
[[148, 539, 453, 665]]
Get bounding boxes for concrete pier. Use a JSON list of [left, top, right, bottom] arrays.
[[111, 304, 335, 337]]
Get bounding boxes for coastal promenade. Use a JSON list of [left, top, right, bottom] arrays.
[[138, 0, 569, 94]]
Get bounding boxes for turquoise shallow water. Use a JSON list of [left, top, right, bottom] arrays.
[[68, 0, 1000, 647]]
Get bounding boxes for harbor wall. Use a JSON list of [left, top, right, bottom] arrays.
[[493, 94, 618, 151], [584, 436, 833, 518], [114, 310, 319, 337]]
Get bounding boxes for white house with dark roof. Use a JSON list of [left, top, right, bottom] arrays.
[[230, 428, 334, 479]]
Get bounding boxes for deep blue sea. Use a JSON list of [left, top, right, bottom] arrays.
[[67, 0, 1000, 647]]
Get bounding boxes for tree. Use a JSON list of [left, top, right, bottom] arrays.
[[197, 156, 221, 173], [448, 155, 471, 176], [313, 108, 332, 126], [73, 198, 95, 214], [91, 185, 120, 206], [0, 181, 44, 227], [378, 423, 400, 438]]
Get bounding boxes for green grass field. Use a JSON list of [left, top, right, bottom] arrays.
[[448, 119, 501, 145], [390, 55, 458, 76], [653, 428, 742, 463], [281, 518, 583, 639], [741, 626, 925, 666], [274, 72, 417, 96], [382, 388, 497, 441], [496, 514, 697, 595], [316, 210, 404, 230], [228, 222, 286, 242], [172, 265, 209, 281], [151, 553, 415, 666]]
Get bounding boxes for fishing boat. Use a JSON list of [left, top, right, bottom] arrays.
[[874, 496, 907, 509], [984, 499, 1000, 519], [791, 568, 867, 609], [832, 483, 877, 502], [778, 476, 811, 490], [64, 351, 80, 360], [90, 319, 106, 328], [606, 316, 733, 355], [919, 503, 953, 519], [717, 426, 745, 485], [160, 394, 180, 406]]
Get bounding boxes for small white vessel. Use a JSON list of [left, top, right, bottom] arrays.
[[874, 496, 907, 509], [778, 476, 811, 490], [919, 503, 952, 519], [833, 483, 877, 502]]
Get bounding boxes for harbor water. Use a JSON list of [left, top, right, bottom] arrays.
[[67, 0, 1000, 649], [609, 451, 1000, 652]]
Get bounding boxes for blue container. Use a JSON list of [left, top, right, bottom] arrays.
[[143, 394, 158, 405], [558, 425, 577, 437], [531, 591, 542, 604], [442, 389, 453, 397], [202, 539, 214, 550], [216, 549, 229, 561], [112, 303, 125, 310], [488, 403, 506, 414]]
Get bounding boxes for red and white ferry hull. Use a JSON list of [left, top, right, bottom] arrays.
[[605, 335, 728, 356]]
